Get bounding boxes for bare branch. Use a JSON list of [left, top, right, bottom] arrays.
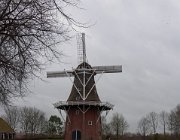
[[0, 0, 83, 105]]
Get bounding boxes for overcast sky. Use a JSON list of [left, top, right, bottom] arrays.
[[1, 0, 180, 132]]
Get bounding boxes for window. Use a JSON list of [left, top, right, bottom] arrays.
[[88, 121, 93, 125], [76, 96, 80, 100], [76, 110, 79, 115]]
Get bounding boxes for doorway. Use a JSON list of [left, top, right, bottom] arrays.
[[72, 130, 81, 140]]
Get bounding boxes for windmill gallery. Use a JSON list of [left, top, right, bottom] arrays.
[[47, 33, 122, 140]]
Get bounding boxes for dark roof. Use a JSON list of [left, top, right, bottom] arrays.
[[0, 118, 14, 133], [67, 62, 101, 102]]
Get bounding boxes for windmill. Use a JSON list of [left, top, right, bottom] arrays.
[[47, 33, 122, 140]]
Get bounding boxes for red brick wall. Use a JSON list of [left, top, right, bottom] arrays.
[[64, 106, 102, 140]]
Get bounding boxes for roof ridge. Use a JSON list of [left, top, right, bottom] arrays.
[[0, 117, 14, 132]]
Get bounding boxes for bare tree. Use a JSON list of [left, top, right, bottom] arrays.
[[0, 0, 82, 105], [1, 106, 20, 130], [138, 116, 151, 140], [168, 105, 180, 136], [38, 113, 47, 134], [110, 113, 129, 139], [119, 114, 129, 136], [175, 105, 180, 135], [19, 106, 46, 134], [147, 112, 158, 134], [101, 116, 111, 137], [19, 107, 31, 134], [159, 111, 169, 136], [168, 110, 176, 135], [29, 107, 46, 134]]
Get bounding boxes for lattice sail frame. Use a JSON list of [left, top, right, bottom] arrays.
[[77, 33, 87, 64]]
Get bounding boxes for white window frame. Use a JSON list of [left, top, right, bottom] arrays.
[[88, 121, 93, 125]]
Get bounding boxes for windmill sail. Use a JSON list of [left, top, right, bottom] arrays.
[[47, 70, 73, 78], [92, 65, 122, 74], [77, 33, 87, 64]]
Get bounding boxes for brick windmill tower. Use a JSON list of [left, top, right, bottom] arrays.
[[47, 33, 122, 140]]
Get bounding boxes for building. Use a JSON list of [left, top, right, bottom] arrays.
[[47, 33, 122, 140], [0, 118, 15, 139]]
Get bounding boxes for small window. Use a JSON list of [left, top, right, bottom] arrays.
[[76, 96, 80, 100], [88, 121, 93, 125], [76, 110, 79, 115]]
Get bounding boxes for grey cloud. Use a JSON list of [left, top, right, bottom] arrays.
[[1, 0, 180, 133]]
